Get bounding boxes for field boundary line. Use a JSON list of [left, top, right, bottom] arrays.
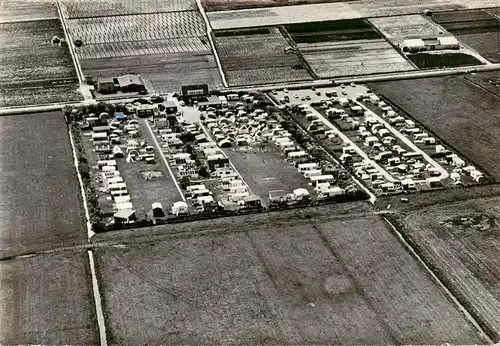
[[67, 122, 108, 346], [56, 0, 89, 100], [196, 0, 228, 87], [382, 217, 494, 344], [144, 120, 186, 202]]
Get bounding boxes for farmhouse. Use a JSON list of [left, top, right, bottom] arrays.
[[117, 74, 146, 93], [97, 77, 117, 94], [401, 36, 460, 52]]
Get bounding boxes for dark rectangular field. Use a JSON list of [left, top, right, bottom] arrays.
[[369, 74, 500, 181], [0, 111, 87, 257], [92, 207, 483, 344], [81, 52, 223, 94], [0, 252, 98, 344]]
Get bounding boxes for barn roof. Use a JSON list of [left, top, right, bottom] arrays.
[[117, 74, 143, 87]]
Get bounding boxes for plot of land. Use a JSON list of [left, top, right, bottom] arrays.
[[214, 27, 311, 86], [0, 252, 98, 344], [66, 12, 206, 45], [0, 112, 86, 257], [202, 0, 356, 12], [285, 19, 379, 43], [81, 52, 223, 93], [93, 208, 483, 344], [398, 196, 500, 341], [431, 9, 500, 63], [206, 0, 493, 30], [0, 0, 57, 23], [76, 37, 210, 60], [61, 0, 197, 19], [299, 39, 415, 78], [369, 74, 500, 181], [407, 52, 483, 68], [369, 15, 449, 47], [223, 144, 315, 206], [0, 19, 80, 106]]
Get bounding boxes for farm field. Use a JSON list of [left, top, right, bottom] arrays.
[[81, 52, 223, 93], [285, 19, 380, 44], [0, 19, 80, 107], [299, 39, 415, 78], [223, 144, 315, 206], [0, 20, 76, 83], [61, 0, 197, 19], [206, 0, 493, 30], [0, 0, 57, 23], [368, 74, 500, 181], [465, 71, 500, 96], [396, 195, 500, 341], [66, 12, 206, 45], [0, 111, 87, 257], [202, 0, 356, 12], [214, 27, 312, 86], [93, 207, 483, 344], [369, 15, 449, 47], [431, 9, 500, 63], [76, 37, 210, 60], [0, 252, 98, 344], [407, 52, 483, 68]]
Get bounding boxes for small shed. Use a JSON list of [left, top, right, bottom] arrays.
[[172, 201, 188, 215]]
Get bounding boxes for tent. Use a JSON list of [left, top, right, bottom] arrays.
[[115, 112, 127, 120]]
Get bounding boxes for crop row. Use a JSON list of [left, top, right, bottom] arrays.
[[61, 0, 197, 19], [77, 37, 210, 60], [226, 67, 312, 86], [66, 11, 205, 44], [299, 39, 414, 78]]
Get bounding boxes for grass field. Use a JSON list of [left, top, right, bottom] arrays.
[[369, 74, 500, 181], [214, 27, 312, 86], [0, 19, 80, 106], [369, 15, 449, 47], [299, 39, 415, 78], [81, 52, 223, 93], [457, 32, 500, 63], [223, 144, 315, 206], [61, 0, 197, 18], [93, 207, 483, 344], [0, 252, 98, 344], [407, 52, 483, 68], [0, 0, 57, 23], [396, 196, 500, 341], [0, 112, 87, 257]]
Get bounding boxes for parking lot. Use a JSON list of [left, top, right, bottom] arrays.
[[272, 83, 369, 105]]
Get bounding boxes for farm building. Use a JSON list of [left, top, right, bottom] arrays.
[[152, 203, 165, 218], [401, 36, 459, 52], [97, 77, 117, 94], [181, 84, 210, 102], [117, 74, 146, 93]]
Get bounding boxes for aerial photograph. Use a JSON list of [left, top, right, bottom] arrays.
[[1, 0, 500, 344]]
